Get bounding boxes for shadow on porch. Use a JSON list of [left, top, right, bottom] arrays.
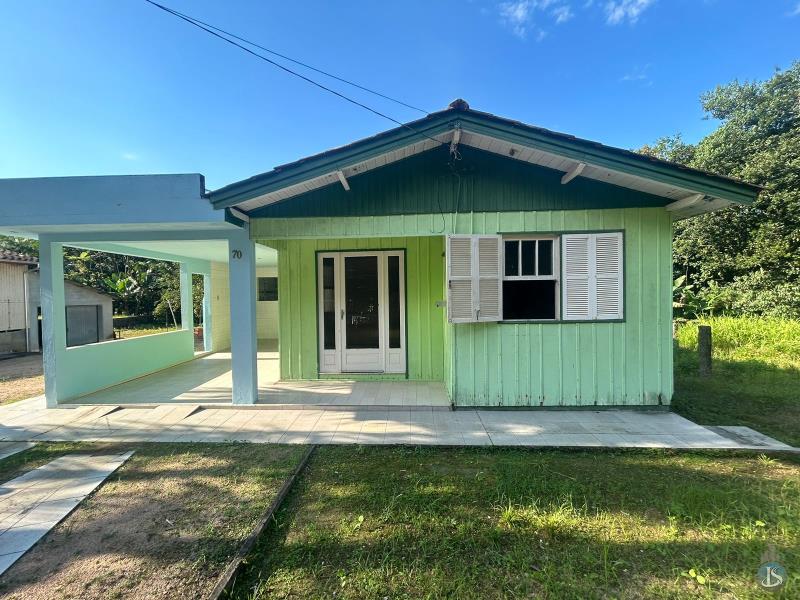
[[64, 341, 449, 408]]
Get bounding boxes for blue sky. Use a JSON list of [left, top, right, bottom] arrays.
[[1, 0, 798, 189]]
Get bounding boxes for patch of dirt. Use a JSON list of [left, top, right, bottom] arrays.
[[0, 354, 44, 404], [0, 375, 44, 404], [0, 443, 302, 600]]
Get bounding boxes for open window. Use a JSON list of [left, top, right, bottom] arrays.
[[257, 276, 278, 301], [446, 232, 623, 323], [502, 237, 559, 320]]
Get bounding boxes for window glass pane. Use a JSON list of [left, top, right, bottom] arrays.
[[258, 277, 278, 301], [322, 258, 336, 350], [502, 280, 557, 320], [521, 241, 536, 275], [388, 256, 401, 348], [344, 256, 380, 349], [504, 241, 519, 276], [538, 240, 553, 276]]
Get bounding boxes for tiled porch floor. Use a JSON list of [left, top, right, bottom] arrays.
[[0, 396, 795, 450], [65, 344, 450, 408]]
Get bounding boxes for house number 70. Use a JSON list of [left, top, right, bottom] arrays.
[[231, 249, 243, 259]]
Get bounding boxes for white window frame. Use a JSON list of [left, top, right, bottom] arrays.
[[501, 235, 560, 321]]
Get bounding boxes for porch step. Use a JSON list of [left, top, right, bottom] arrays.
[[66, 402, 452, 412]]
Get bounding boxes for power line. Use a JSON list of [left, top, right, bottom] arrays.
[[143, 2, 427, 115], [142, 0, 441, 142]]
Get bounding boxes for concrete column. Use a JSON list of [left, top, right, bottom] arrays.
[[228, 229, 258, 404], [179, 264, 192, 331], [202, 274, 213, 352], [39, 238, 66, 407]]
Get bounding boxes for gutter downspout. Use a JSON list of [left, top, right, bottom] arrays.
[[23, 267, 30, 352]]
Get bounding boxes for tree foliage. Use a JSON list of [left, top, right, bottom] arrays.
[[642, 62, 800, 318], [0, 237, 201, 321]]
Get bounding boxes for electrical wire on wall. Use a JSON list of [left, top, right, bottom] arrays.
[[442, 125, 464, 235]]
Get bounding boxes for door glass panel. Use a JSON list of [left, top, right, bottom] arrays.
[[521, 241, 536, 275], [387, 255, 401, 348], [538, 240, 553, 276], [322, 258, 336, 350], [344, 256, 379, 349], [504, 241, 519, 276]]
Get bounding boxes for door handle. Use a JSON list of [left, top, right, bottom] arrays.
[[340, 309, 344, 320]]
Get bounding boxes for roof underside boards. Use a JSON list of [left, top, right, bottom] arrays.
[[209, 106, 760, 219], [247, 145, 669, 219], [57, 240, 277, 267]]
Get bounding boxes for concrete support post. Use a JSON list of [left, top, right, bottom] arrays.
[[39, 238, 66, 407], [179, 264, 192, 331], [228, 230, 258, 404], [202, 274, 213, 352]]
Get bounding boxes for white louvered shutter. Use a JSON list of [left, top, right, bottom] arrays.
[[562, 234, 592, 320], [595, 232, 624, 320], [476, 236, 503, 322], [447, 235, 475, 323]]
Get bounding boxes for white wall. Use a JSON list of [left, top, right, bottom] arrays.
[[256, 266, 279, 340], [210, 261, 231, 351]]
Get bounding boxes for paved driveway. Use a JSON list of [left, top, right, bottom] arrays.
[[0, 396, 794, 451]]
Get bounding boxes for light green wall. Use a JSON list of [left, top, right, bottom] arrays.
[[58, 330, 195, 400], [449, 208, 673, 407], [254, 207, 673, 407], [259, 236, 447, 381]]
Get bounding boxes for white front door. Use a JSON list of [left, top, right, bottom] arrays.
[[317, 251, 406, 374]]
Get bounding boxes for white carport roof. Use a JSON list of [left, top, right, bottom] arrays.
[[0, 173, 276, 266]]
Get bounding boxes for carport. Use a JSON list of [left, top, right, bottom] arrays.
[[0, 174, 271, 406]]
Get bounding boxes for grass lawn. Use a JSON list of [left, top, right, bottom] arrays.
[[231, 446, 799, 600], [673, 317, 800, 447], [0, 442, 306, 600], [116, 324, 181, 339]]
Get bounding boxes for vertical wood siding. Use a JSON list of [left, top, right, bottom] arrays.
[[446, 208, 673, 407], [253, 207, 673, 407], [0, 263, 29, 331], [260, 236, 448, 381]]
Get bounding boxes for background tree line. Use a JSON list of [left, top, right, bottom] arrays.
[[640, 62, 799, 319], [0, 236, 203, 324]]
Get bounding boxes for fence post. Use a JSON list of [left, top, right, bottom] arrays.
[[698, 325, 712, 377]]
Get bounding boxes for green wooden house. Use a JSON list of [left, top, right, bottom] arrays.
[[209, 100, 759, 408], [1, 100, 759, 409]]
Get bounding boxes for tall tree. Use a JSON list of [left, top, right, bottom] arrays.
[[641, 63, 800, 317]]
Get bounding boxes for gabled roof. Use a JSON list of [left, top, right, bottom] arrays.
[[0, 249, 37, 265], [209, 100, 761, 219]]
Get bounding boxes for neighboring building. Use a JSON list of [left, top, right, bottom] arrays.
[[0, 250, 37, 353], [25, 270, 114, 350], [0, 251, 114, 353], [0, 101, 760, 407]]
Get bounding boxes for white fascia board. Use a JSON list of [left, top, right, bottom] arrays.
[[0, 174, 222, 230]]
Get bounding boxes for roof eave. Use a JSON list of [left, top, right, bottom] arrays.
[[210, 108, 761, 211]]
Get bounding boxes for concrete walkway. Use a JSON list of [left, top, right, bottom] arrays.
[[0, 451, 134, 575], [0, 396, 795, 451], [0, 442, 35, 461]]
